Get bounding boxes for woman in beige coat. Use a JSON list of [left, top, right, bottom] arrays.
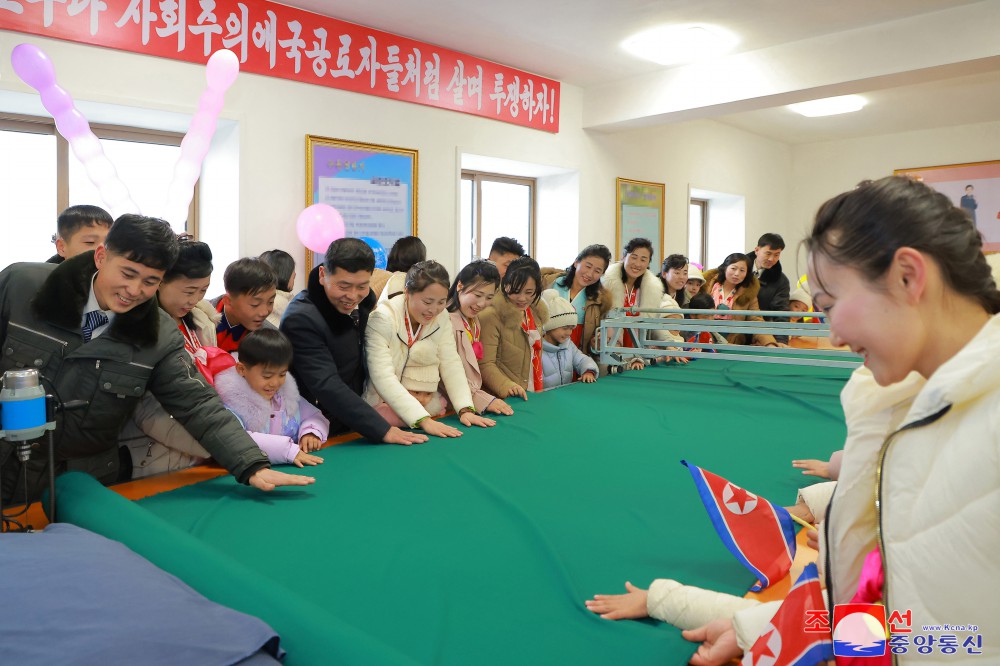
[[478, 256, 550, 400], [702, 253, 778, 347]]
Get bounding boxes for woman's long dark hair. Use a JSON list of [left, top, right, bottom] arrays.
[[557, 244, 611, 301], [447, 260, 500, 313], [714, 253, 754, 291], [620, 238, 653, 288], [659, 253, 688, 298], [502, 256, 543, 305], [808, 176, 1000, 314]]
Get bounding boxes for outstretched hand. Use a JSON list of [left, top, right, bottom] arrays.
[[584, 581, 649, 620], [383, 426, 429, 446], [792, 459, 831, 479], [248, 468, 316, 491], [682, 618, 741, 666]]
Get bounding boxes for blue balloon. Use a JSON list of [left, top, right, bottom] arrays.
[[360, 236, 388, 270]]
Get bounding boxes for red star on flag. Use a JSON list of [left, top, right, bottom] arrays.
[[748, 629, 776, 665], [727, 483, 756, 513]]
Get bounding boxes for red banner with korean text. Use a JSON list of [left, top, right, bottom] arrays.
[[0, 0, 560, 132]]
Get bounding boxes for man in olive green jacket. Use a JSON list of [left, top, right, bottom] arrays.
[[0, 214, 313, 504]]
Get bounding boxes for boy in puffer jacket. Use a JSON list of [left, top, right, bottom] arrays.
[[215, 329, 328, 467], [540, 291, 598, 389]]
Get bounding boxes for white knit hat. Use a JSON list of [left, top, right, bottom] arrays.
[[688, 265, 705, 283], [789, 287, 812, 309], [540, 290, 577, 333]]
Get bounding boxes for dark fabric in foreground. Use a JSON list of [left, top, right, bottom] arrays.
[[59, 360, 851, 664], [0, 522, 282, 666]]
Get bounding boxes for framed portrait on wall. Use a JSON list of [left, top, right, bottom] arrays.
[[305, 135, 418, 272], [615, 177, 665, 268], [894, 160, 1000, 253]]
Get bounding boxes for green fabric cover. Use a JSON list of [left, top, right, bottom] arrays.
[[60, 360, 852, 664]]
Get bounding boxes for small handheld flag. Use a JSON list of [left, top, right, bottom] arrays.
[[682, 460, 797, 591], [742, 563, 833, 666]]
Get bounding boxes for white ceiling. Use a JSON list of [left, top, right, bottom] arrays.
[[283, 0, 1000, 143]]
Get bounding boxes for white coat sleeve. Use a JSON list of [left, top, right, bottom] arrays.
[[364, 307, 429, 427]]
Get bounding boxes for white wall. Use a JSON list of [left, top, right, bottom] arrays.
[[589, 119, 793, 268], [790, 119, 1000, 242], [0, 30, 816, 289]]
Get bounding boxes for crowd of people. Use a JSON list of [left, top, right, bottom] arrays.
[[3, 174, 998, 662]]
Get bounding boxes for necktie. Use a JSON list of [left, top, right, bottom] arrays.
[[82, 310, 109, 342]]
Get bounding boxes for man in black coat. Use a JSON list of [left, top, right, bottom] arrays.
[[748, 233, 790, 313], [748, 233, 791, 343], [281, 238, 426, 446], [0, 214, 314, 503]]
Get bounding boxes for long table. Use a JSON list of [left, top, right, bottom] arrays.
[[55, 359, 852, 664]]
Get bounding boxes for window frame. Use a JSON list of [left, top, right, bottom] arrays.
[[460, 170, 537, 260], [0, 112, 198, 236], [689, 197, 709, 267]]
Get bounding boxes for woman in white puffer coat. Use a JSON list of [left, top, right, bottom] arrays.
[[586, 176, 1000, 665]]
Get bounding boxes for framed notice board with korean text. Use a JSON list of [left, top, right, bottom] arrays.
[[615, 178, 664, 268], [305, 135, 418, 272]]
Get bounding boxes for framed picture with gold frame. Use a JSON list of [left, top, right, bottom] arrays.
[[895, 160, 1000, 253], [615, 177, 665, 267], [305, 135, 418, 272]]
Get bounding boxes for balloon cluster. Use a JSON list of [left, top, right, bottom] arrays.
[[11, 44, 140, 218], [162, 49, 240, 227]]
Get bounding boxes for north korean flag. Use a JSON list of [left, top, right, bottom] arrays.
[[682, 460, 797, 591], [742, 564, 833, 666]]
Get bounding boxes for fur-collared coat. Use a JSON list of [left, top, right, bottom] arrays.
[[280, 266, 391, 442], [478, 294, 549, 397], [540, 268, 612, 354], [701, 269, 777, 346], [215, 367, 329, 464], [0, 254, 269, 498], [601, 263, 683, 344]]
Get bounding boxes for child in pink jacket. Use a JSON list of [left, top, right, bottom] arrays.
[[214, 329, 327, 467]]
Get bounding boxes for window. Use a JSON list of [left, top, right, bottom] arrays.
[[688, 198, 708, 267], [460, 171, 535, 267], [0, 113, 196, 270]]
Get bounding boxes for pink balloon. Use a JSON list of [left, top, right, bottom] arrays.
[[205, 49, 240, 91], [297, 204, 346, 254], [198, 88, 225, 117], [10, 43, 56, 90]]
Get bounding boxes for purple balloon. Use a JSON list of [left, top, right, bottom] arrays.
[[11, 43, 56, 90], [56, 108, 91, 142], [40, 86, 74, 115]]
